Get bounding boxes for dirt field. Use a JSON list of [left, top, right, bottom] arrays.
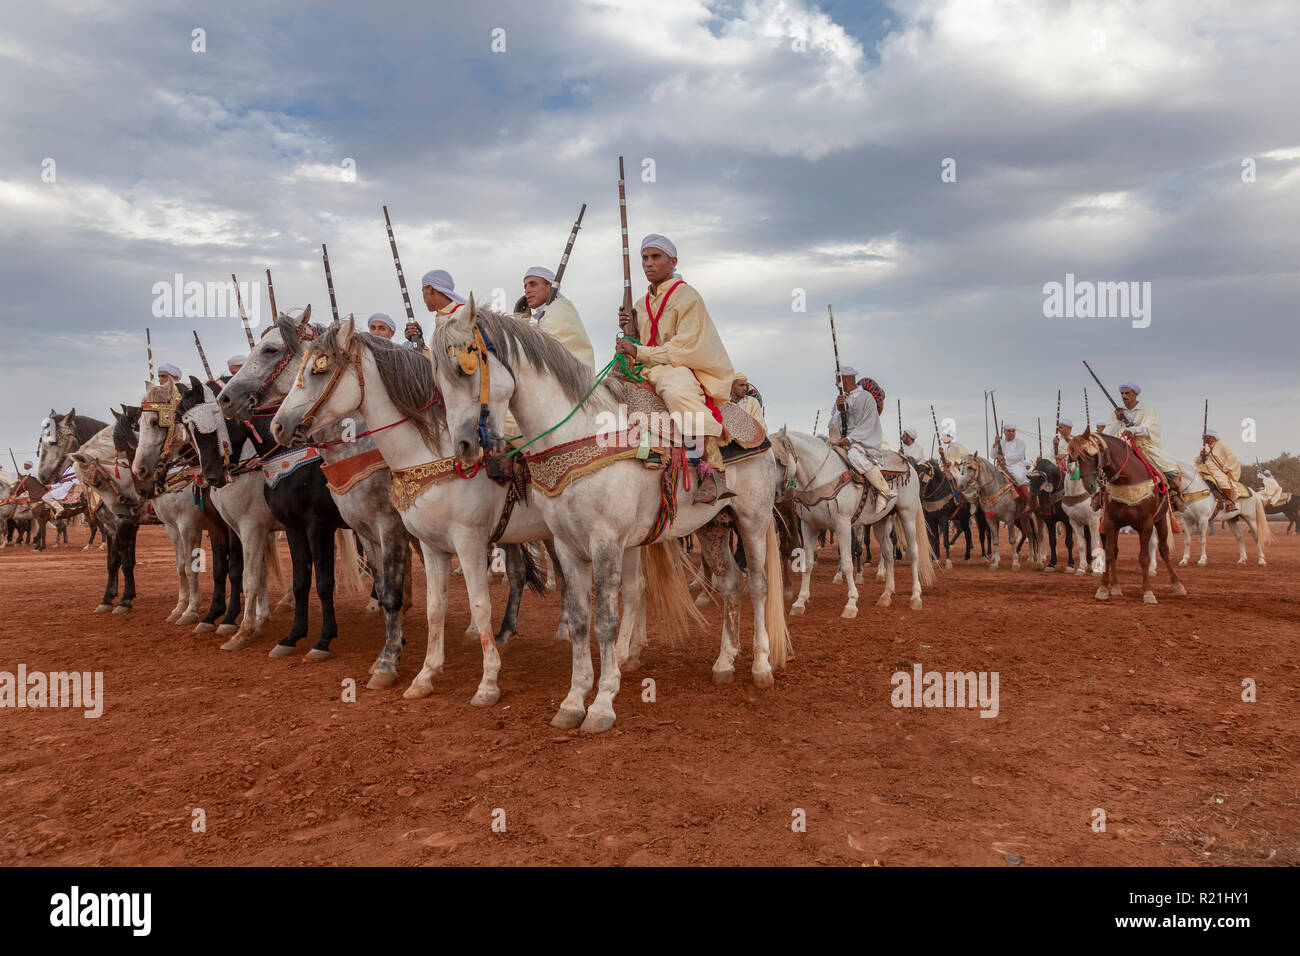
[[1, 522, 1296, 866]]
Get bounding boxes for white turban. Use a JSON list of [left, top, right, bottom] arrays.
[[1120, 380, 1141, 394], [839, 366, 857, 378], [1003, 422, 1017, 431], [523, 265, 555, 284], [1204, 428, 1218, 438], [941, 428, 955, 440], [1058, 417, 1073, 428], [641, 234, 677, 257], [367, 312, 396, 333], [158, 362, 181, 379], [226, 354, 246, 369], [903, 427, 917, 439], [1264, 470, 1272, 476], [420, 269, 467, 305]]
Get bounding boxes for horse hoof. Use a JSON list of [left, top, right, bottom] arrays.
[[366, 598, 380, 612], [840, 606, 858, 620], [712, 668, 735, 685], [177, 611, 200, 625], [268, 644, 296, 658], [193, 622, 216, 634], [216, 623, 238, 636], [112, 604, 131, 615], [1172, 583, 1188, 597], [854, 573, 865, 584], [909, 597, 923, 611], [1094, 587, 1109, 600], [580, 710, 616, 734], [165, 610, 181, 623], [94, 603, 113, 613], [944, 559, 952, 570], [1258, 559, 1267, 566], [304, 648, 331, 662], [367, 670, 398, 690], [875, 594, 892, 607], [831, 572, 843, 584], [1237, 557, 1247, 565], [551, 628, 569, 643], [622, 656, 641, 673], [1197, 557, 1207, 566], [1044, 567, 1055, 574], [751, 668, 775, 690], [470, 688, 500, 707], [1142, 592, 1158, 605], [551, 708, 586, 730], [1109, 587, 1123, 598], [789, 604, 805, 616], [402, 680, 435, 700], [220, 634, 254, 651], [1178, 558, 1188, 567]]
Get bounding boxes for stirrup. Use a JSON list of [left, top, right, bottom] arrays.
[[873, 489, 896, 513]]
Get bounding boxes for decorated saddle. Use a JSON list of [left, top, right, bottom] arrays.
[[608, 378, 769, 462]]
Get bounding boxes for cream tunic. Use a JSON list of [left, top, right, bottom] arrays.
[[1102, 402, 1178, 474], [533, 295, 595, 374]]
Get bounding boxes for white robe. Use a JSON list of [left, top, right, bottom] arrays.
[[1102, 401, 1178, 473], [998, 436, 1029, 484]]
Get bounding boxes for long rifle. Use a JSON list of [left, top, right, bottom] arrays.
[[192, 330, 215, 382], [321, 244, 340, 325], [989, 390, 1003, 458], [827, 305, 848, 436], [231, 274, 255, 348], [146, 327, 155, 382], [514, 202, 588, 314], [382, 205, 421, 349], [931, 405, 947, 466], [1084, 387, 1090, 431], [1203, 399, 1208, 436], [9, 448, 20, 478], [1081, 360, 1125, 424], [897, 398, 903, 449], [812, 409, 820, 436], [618, 157, 633, 321], [266, 268, 279, 325]]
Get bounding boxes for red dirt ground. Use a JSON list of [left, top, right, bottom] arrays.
[[1, 523, 1296, 866]]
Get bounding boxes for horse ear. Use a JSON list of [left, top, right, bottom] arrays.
[[68, 407, 76, 419], [70, 451, 89, 468], [301, 304, 311, 323], [110, 408, 122, 422], [188, 375, 204, 395], [338, 313, 355, 351], [124, 405, 140, 419]]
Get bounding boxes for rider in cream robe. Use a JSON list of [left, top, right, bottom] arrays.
[[730, 373, 766, 432], [617, 234, 736, 502], [1102, 381, 1184, 510], [1260, 470, 1285, 504], [995, 424, 1030, 503], [900, 427, 922, 463], [1195, 430, 1241, 506], [40, 466, 77, 516], [827, 368, 895, 514], [940, 428, 968, 480]]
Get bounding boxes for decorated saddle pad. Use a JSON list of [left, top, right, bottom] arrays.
[[320, 446, 388, 496], [261, 446, 322, 489], [610, 379, 767, 450]]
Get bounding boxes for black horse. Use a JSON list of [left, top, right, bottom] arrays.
[[180, 379, 349, 659], [916, 459, 974, 566], [113, 404, 244, 633], [1021, 457, 1089, 572]]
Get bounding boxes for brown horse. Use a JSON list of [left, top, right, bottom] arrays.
[[1067, 429, 1186, 604]]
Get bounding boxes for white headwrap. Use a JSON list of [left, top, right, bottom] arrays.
[[420, 269, 467, 306], [641, 234, 677, 257], [839, 366, 857, 378], [1058, 417, 1073, 428], [158, 362, 181, 379], [903, 427, 917, 440], [367, 312, 396, 333], [941, 427, 955, 440], [1120, 380, 1141, 394], [226, 354, 246, 369], [1003, 422, 1017, 431], [523, 265, 555, 284], [1204, 428, 1218, 438]]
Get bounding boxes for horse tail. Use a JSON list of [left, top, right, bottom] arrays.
[[764, 521, 792, 669], [1254, 495, 1273, 546], [264, 531, 283, 590], [910, 505, 936, 587], [335, 529, 365, 593], [642, 538, 706, 646]]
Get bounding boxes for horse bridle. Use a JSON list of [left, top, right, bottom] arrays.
[[42, 419, 78, 475], [446, 324, 516, 456], [286, 337, 365, 445], [140, 386, 184, 479]]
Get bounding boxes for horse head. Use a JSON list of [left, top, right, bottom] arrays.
[[219, 305, 313, 419], [37, 408, 76, 483]]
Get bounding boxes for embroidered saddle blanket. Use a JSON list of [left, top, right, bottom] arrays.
[[262, 446, 322, 489], [320, 446, 388, 496]]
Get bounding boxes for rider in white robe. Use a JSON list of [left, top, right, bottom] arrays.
[[827, 368, 895, 514]]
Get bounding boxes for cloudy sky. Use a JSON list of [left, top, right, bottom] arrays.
[[2, 0, 1297, 479]]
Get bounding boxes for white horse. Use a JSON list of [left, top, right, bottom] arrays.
[[1175, 463, 1271, 566], [268, 316, 625, 708], [1056, 464, 1105, 576], [133, 381, 283, 644], [772, 428, 934, 618], [952, 454, 1041, 571], [429, 302, 789, 733]]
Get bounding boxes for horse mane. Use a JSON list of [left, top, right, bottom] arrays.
[[319, 323, 446, 450], [432, 304, 609, 411], [113, 406, 141, 455]]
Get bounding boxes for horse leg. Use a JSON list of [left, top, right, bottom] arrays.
[[1097, 520, 1118, 599], [198, 528, 227, 633], [305, 523, 338, 660], [1229, 517, 1248, 564], [97, 530, 120, 612], [904, 507, 924, 610], [223, 524, 267, 650], [790, 520, 815, 615], [178, 521, 203, 625], [217, 534, 244, 635], [988, 518, 1001, 571], [404, 544, 450, 699], [367, 533, 408, 690], [1158, 515, 1187, 597], [580, 540, 626, 733], [874, 521, 895, 606], [495, 543, 526, 647], [838, 514, 859, 619], [699, 521, 742, 684], [270, 524, 312, 655], [545, 538, 570, 641], [1137, 521, 1158, 604], [166, 525, 188, 622], [458, 534, 502, 707], [551, 539, 595, 729], [615, 547, 646, 671], [736, 509, 776, 687]]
